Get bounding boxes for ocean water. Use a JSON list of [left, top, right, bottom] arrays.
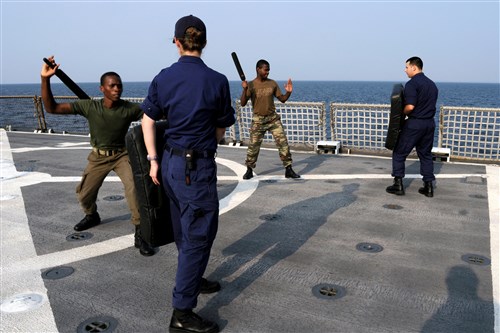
[[1, 81, 498, 134]]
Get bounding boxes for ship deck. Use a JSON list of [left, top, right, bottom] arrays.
[[1, 130, 499, 333]]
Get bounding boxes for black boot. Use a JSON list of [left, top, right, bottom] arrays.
[[285, 165, 300, 179], [243, 167, 253, 180], [418, 181, 434, 197], [135, 225, 156, 256], [74, 212, 101, 231], [169, 309, 219, 333], [386, 177, 405, 195]]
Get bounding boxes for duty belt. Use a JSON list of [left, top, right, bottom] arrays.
[[165, 144, 216, 159], [92, 147, 125, 157], [165, 144, 216, 185]]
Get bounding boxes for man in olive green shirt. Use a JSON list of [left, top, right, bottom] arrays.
[[240, 59, 300, 180], [40, 55, 155, 256]]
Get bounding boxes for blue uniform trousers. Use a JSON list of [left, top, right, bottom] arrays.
[[161, 151, 219, 310], [392, 119, 436, 182]]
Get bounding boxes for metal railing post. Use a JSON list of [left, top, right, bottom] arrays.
[[33, 95, 48, 132], [438, 105, 444, 148]]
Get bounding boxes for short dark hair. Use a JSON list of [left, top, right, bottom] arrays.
[[406, 57, 423, 70], [100, 72, 121, 86], [256, 59, 269, 69]]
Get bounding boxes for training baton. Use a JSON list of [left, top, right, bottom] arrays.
[[43, 58, 90, 99], [231, 52, 246, 81]]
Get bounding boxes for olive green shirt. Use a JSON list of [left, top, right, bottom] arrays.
[[72, 99, 143, 149], [246, 79, 282, 116]]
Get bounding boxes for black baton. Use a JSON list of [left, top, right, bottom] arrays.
[[231, 52, 246, 81], [43, 58, 91, 99]]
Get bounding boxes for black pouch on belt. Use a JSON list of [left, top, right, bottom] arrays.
[[185, 149, 195, 185]]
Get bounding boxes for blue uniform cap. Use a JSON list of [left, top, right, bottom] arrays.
[[174, 15, 206, 40]]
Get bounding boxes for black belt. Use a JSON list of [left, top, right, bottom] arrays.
[[165, 144, 216, 186], [408, 116, 434, 120], [165, 144, 216, 159]]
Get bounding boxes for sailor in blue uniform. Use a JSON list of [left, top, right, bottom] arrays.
[[141, 15, 235, 333], [386, 57, 439, 197]]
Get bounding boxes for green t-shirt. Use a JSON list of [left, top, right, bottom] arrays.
[[246, 79, 282, 116], [72, 99, 143, 149]]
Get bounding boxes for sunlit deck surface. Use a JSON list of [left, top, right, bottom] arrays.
[[1, 130, 498, 333]]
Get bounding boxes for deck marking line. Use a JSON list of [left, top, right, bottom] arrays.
[[0, 130, 58, 331], [4, 235, 135, 272], [486, 165, 500, 333], [18, 174, 486, 184], [215, 158, 259, 215], [11, 147, 92, 153]]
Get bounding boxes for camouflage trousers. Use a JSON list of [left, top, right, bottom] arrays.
[[245, 113, 292, 169]]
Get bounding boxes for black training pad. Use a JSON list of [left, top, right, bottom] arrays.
[[385, 83, 405, 150], [125, 121, 174, 247]]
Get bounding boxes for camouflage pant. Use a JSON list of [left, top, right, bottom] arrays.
[[245, 113, 292, 168]]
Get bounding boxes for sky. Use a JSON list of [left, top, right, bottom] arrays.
[[1, 0, 499, 84]]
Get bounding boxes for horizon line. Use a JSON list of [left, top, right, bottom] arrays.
[[1, 79, 499, 85]]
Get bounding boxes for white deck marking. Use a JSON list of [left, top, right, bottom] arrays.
[[11, 146, 91, 153], [1, 131, 58, 331], [486, 165, 500, 332]]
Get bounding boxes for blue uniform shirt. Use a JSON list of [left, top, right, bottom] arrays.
[[141, 56, 235, 151], [404, 72, 439, 120]]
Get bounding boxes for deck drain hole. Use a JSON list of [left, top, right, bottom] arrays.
[[42, 266, 75, 280], [259, 214, 281, 221], [103, 195, 124, 201], [356, 242, 383, 253], [66, 232, 93, 242], [469, 194, 487, 199], [0, 293, 46, 313], [312, 284, 346, 300], [262, 179, 277, 183], [461, 254, 491, 266], [77, 316, 118, 333], [325, 180, 339, 184], [383, 204, 403, 210]]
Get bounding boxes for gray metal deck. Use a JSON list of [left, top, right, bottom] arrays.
[[1, 130, 498, 333]]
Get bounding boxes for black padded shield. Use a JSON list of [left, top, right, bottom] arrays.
[[125, 121, 174, 247], [385, 84, 405, 150]]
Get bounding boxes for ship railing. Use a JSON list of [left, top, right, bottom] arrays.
[[1, 96, 499, 163], [234, 100, 327, 150], [329, 103, 500, 162], [330, 103, 390, 152], [439, 106, 500, 162]]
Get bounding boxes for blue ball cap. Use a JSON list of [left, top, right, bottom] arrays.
[[174, 15, 206, 40]]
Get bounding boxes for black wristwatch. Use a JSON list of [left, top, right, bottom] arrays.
[[147, 155, 158, 161]]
